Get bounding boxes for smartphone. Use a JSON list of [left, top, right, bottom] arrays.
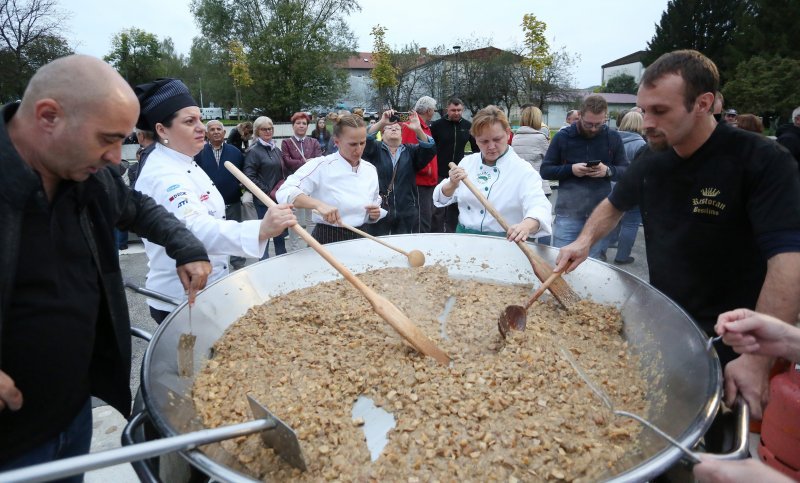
[[390, 111, 411, 123], [585, 160, 601, 167]]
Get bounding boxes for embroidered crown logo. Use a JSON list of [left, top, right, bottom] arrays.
[[700, 187, 720, 197]]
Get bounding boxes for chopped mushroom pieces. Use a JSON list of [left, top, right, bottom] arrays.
[[193, 265, 649, 482]]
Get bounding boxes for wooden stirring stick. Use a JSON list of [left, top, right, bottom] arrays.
[[448, 162, 579, 309], [225, 162, 449, 364], [311, 210, 426, 267]]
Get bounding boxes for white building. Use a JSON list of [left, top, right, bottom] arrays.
[[601, 51, 646, 85]]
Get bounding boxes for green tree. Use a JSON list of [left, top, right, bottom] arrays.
[[191, 0, 359, 119], [184, 36, 236, 110], [727, 0, 800, 69], [644, 0, 747, 79], [104, 28, 163, 87], [0, 0, 73, 101], [158, 38, 186, 78], [369, 25, 398, 106], [603, 73, 638, 94], [722, 56, 800, 123]]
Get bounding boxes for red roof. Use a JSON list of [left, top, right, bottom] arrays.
[[345, 52, 374, 69]]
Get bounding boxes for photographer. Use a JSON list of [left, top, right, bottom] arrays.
[[363, 109, 436, 235]]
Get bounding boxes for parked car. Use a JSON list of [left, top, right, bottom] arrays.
[[228, 108, 248, 120]]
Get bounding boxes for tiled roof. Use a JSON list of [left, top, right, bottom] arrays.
[[345, 53, 374, 69]]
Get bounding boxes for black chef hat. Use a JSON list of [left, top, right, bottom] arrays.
[[134, 78, 197, 130]]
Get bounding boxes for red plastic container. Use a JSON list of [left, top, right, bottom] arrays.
[[758, 361, 800, 479]]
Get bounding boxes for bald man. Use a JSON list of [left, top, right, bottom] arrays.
[[0, 55, 211, 476]]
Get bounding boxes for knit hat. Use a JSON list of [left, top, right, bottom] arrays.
[[134, 78, 197, 130]]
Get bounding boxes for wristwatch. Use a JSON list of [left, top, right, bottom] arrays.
[[605, 166, 613, 178]]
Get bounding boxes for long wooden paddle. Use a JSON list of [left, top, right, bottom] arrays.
[[447, 162, 579, 309], [225, 161, 450, 364]]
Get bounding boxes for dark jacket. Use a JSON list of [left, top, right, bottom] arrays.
[[362, 133, 436, 226], [194, 142, 244, 204], [777, 124, 800, 167], [429, 116, 477, 180], [0, 102, 209, 419], [243, 141, 283, 207], [226, 128, 248, 153], [540, 123, 628, 217]]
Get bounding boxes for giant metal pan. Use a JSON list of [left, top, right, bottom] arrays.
[[139, 233, 724, 482]]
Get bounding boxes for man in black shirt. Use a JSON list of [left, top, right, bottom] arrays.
[[554, 50, 800, 421], [0, 55, 212, 476], [429, 98, 477, 232]]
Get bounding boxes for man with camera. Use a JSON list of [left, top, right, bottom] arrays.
[[540, 94, 628, 259], [429, 97, 477, 232]]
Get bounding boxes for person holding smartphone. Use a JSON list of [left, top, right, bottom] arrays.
[[540, 94, 628, 260]]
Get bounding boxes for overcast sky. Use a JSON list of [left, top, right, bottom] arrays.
[[63, 0, 669, 88]]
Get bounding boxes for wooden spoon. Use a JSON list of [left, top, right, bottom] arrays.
[[498, 272, 562, 339], [312, 211, 425, 267], [225, 162, 449, 364], [448, 162, 579, 310]]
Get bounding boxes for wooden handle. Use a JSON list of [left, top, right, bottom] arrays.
[[524, 271, 562, 310], [312, 210, 410, 257], [447, 162, 579, 309], [225, 162, 450, 364]]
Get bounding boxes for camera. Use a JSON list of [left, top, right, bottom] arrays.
[[389, 111, 411, 123]]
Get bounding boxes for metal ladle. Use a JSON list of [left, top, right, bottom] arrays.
[[558, 346, 702, 464], [498, 272, 562, 339]]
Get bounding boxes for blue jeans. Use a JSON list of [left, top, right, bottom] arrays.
[[553, 214, 608, 259], [115, 228, 128, 249], [255, 205, 287, 259], [0, 398, 92, 482], [614, 207, 642, 261]]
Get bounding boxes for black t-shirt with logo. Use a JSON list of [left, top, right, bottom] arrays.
[[609, 123, 800, 344]]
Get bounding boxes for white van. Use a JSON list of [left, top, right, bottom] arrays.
[[200, 107, 224, 120]]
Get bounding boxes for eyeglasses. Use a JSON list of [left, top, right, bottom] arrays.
[[259, 127, 274, 132], [581, 119, 605, 129]]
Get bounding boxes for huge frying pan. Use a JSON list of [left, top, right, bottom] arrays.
[[137, 234, 728, 482]]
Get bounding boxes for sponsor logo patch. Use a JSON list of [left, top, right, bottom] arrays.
[[168, 192, 187, 202], [177, 200, 188, 208], [200, 194, 209, 202], [167, 184, 180, 192]]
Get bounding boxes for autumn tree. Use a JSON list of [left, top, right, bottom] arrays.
[[0, 0, 73, 101], [520, 13, 552, 79], [228, 40, 252, 117], [369, 25, 398, 107], [104, 28, 163, 87], [518, 14, 578, 111]]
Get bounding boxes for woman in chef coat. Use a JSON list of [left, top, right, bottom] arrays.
[[276, 114, 386, 244], [134, 78, 296, 323], [433, 105, 552, 242]]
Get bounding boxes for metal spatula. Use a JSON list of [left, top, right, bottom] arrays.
[[177, 303, 196, 378], [0, 396, 306, 482]]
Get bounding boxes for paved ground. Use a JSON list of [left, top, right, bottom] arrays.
[[85, 192, 652, 481]]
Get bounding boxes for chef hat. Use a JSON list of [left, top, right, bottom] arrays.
[[134, 78, 197, 130]]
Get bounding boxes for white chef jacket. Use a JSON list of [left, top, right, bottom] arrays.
[[276, 152, 387, 227], [433, 147, 552, 237], [135, 143, 267, 311]]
